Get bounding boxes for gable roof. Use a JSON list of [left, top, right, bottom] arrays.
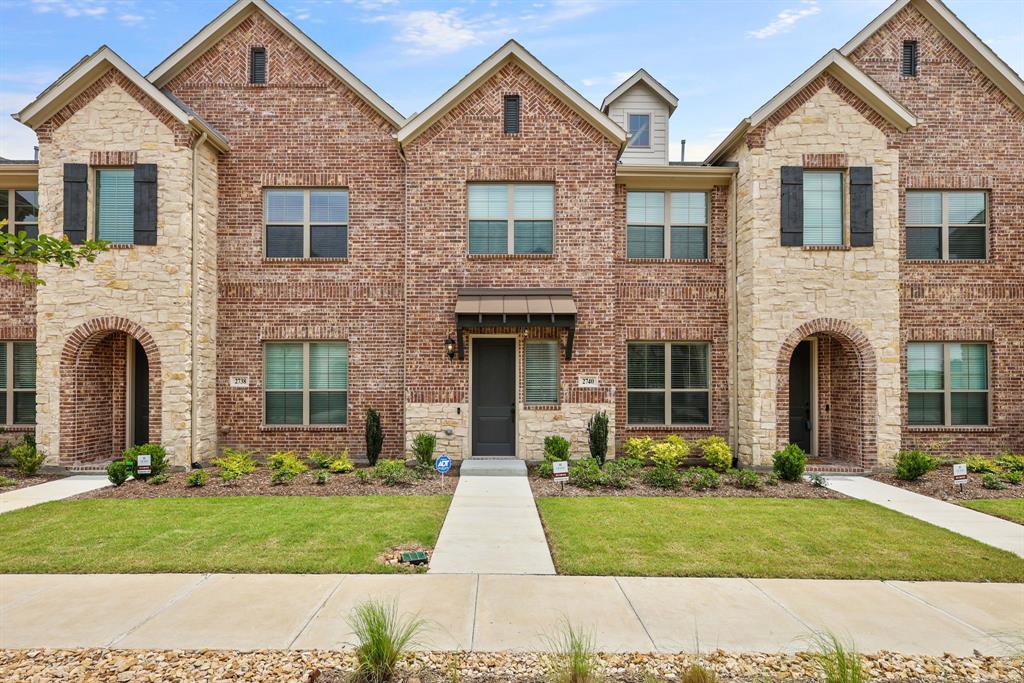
[[705, 50, 917, 164], [601, 69, 679, 115], [13, 46, 230, 152], [396, 40, 627, 148], [840, 0, 1024, 113], [146, 0, 404, 128]]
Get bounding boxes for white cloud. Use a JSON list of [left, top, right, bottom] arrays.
[[369, 9, 511, 56], [118, 13, 143, 25], [30, 0, 124, 19], [581, 70, 634, 88], [0, 91, 40, 160], [748, 0, 821, 40]]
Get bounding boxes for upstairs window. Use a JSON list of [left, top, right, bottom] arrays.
[[626, 191, 708, 259], [265, 341, 348, 425], [908, 342, 988, 426], [264, 189, 349, 258], [627, 342, 710, 425], [95, 169, 135, 244], [627, 113, 650, 148], [468, 183, 554, 255], [503, 94, 520, 134], [802, 171, 843, 246], [902, 41, 918, 77], [906, 191, 986, 260], [1, 341, 36, 426], [250, 47, 267, 84], [0, 189, 39, 238]]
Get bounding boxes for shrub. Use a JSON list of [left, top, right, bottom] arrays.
[[686, 467, 720, 491], [269, 451, 308, 485], [543, 619, 599, 683], [348, 599, 424, 683], [764, 472, 780, 486], [365, 408, 384, 466], [651, 435, 689, 469], [314, 469, 330, 485], [981, 473, 1006, 490], [186, 469, 208, 487], [587, 411, 609, 466], [307, 449, 335, 470], [0, 475, 16, 487], [622, 436, 655, 462], [1002, 470, 1023, 485], [696, 436, 732, 472], [894, 450, 938, 481], [995, 454, 1024, 473], [355, 469, 371, 484], [811, 631, 865, 683], [122, 443, 168, 480], [772, 444, 807, 481], [11, 443, 44, 476], [732, 468, 761, 490], [544, 435, 571, 461], [808, 472, 828, 487], [106, 459, 130, 486], [412, 432, 436, 468], [148, 473, 169, 485], [602, 459, 635, 489], [374, 459, 413, 486], [569, 458, 605, 490], [211, 447, 258, 483], [643, 464, 682, 490], [329, 451, 355, 473], [965, 455, 1000, 474], [680, 664, 719, 683]]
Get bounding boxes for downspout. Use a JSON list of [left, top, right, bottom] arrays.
[[190, 131, 207, 467], [395, 135, 409, 460], [730, 172, 740, 467]]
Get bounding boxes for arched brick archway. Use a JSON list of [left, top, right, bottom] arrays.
[[60, 317, 162, 465], [776, 318, 878, 470]]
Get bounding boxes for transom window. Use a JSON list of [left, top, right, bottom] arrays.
[[626, 191, 708, 259], [0, 189, 39, 238], [265, 342, 348, 425], [468, 183, 554, 255], [627, 342, 710, 425], [908, 342, 988, 426], [906, 191, 986, 260], [264, 189, 348, 259], [627, 113, 650, 148], [524, 340, 559, 404], [803, 171, 843, 246], [0, 341, 36, 426], [96, 169, 135, 244]]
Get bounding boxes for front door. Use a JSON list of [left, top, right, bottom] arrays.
[[131, 339, 150, 446], [472, 338, 516, 456], [788, 339, 813, 454]]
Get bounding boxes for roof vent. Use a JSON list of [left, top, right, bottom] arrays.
[[250, 47, 267, 85], [901, 40, 918, 77]]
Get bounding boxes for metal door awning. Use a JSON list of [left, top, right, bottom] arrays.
[[454, 288, 577, 360]]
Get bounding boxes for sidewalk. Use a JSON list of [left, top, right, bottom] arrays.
[[0, 475, 109, 514], [1, 573, 1020, 655], [825, 476, 1024, 558]]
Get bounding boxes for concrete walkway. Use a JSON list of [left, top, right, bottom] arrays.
[[1, 574, 1020, 655], [825, 476, 1024, 558], [0, 475, 110, 514], [429, 474, 555, 575]]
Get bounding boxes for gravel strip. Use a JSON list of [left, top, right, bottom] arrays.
[[872, 465, 1024, 501], [2, 648, 1019, 682]]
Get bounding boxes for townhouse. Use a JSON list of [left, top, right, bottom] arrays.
[[2, 0, 1021, 471]]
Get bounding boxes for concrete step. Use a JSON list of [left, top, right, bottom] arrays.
[[459, 458, 527, 477]]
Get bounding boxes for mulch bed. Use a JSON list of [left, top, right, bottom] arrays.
[[872, 465, 1024, 501], [74, 465, 458, 500], [0, 466, 64, 493], [529, 467, 844, 499]]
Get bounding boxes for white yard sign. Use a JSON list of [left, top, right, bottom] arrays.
[[552, 460, 569, 483]]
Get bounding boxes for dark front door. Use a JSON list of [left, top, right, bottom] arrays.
[[788, 339, 813, 454], [472, 338, 516, 456], [132, 339, 150, 446]]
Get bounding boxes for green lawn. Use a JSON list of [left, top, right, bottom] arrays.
[[0, 496, 451, 574], [537, 497, 1024, 582], [961, 499, 1024, 525]]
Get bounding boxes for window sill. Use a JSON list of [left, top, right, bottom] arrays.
[[1, 424, 35, 432], [624, 257, 712, 264], [259, 424, 348, 431], [801, 245, 850, 251], [907, 425, 996, 433], [904, 259, 990, 264], [467, 253, 555, 260], [106, 243, 135, 250], [262, 257, 349, 264], [626, 424, 712, 431], [523, 403, 561, 411]]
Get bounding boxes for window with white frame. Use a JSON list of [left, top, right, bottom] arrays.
[[907, 342, 989, 426], [264, 189, 348, 259], [906, 191, 986, 260], [0, 189, 39, 238], [627, 113, 650, 148], [524, 340, 559, 404], [265, 342, 348, 425], [468, 183, 554, 255], [626, 191, 708, 259], [802, 171, 844, 246], [627, 342, 710, 425], [0, 341, 36, 426], [95, 169, 135, 243]]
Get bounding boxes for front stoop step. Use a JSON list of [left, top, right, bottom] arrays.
[[459, 458, 527, 477], [805, 464, 867, 475]]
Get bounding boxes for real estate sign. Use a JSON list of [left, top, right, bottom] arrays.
[[553, 460, 569, 483]]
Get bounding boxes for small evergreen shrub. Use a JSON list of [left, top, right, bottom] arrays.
[[0, 475, 16, 487], [569, 458, 605, 490], [11, 443, 44, 476], [894, 450, 937, 481], [696, 436, 732, 472], [732, 468, 761, 490], [328, 451, 355, 473], [314, 469, 330, 485], [772, 443, 807, 481], [148, 473, 169, 485], [373, 459, 413, 486], [122, 443, 168, 480], [995, 454, 1024, 473], [965, 455, 1000, 474], [106, 459, 130, 486], [622, 436, 655, 462], [686, 466, 720, 491], [365, 408, 384, 466], [764, 472, 780, 486], [651, 435, 689, 469], [808, 472, 828, 487], [1002, 470, 1023, 485], [269, 451, 308, 484], [602, 459, 636, 489], [186, 469, 208, 487], [643, 464, 682, 490], [544, 435, 571, 461], [412, 432, 436, 468], [586, 411, 609, 466], [307, 449, 335, 469], [981, 473, 1006, 490], [355, 469, 371, 484], [211, 448, 258, 483]]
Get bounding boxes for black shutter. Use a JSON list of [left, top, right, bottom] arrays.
[[133, 163, 158, 246], [780, 166, 804, 246], [250, 47, 267, 84], [63, 163, 88, 244], [503, 94, 520, 134], [902, 41, 918, 77], [849, 166, 874, 247]]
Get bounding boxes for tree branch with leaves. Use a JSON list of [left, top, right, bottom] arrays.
[[0, 219, 108, 285]]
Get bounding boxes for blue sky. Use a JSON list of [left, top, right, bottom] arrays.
[[1, 0, 1021, 161]]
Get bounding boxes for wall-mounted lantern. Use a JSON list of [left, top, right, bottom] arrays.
[[445, 334, 457, 360]]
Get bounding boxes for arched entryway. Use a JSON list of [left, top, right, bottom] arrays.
[[776, 318, 877, 470], [60, 317, 161, 465]]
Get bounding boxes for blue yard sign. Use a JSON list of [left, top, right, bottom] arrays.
[[435, 455, 452, 474]]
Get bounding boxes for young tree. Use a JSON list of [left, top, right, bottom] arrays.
[[0, 220, 108, 285]]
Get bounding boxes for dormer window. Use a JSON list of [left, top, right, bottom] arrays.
[[901, 40, 918, 77], [627, 113, 650, 148], [503, 94, 520, 134], [250, 47, 267, 84]]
